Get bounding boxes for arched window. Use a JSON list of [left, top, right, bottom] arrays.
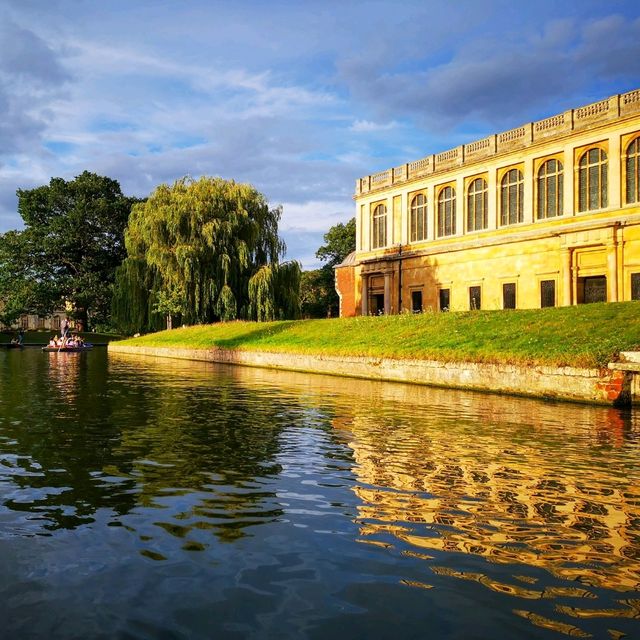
[[500, 169, 523, 225], [626, 137, 640, 204], [578, 148, 607, 211], [537, 159, 563, 219], [410, 193, 427, 242], [371, 204, 387, 249], [437, 186, 456, 237], [467, 178, 488, 232]]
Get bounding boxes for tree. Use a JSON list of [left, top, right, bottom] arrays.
[[0, 230, 50, 326], [301, 217, 355, 318], [3, 171, 139, 329], [316, 217, 356, 268], [112, 176, 300, 333]]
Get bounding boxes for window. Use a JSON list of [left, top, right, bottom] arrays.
[[410, 193, 427, 242], [469, 286, 481, 310], [411, 290, 423, 313], [626, 137, 640, 204], [371, 204, 387, 249], [439, 288, 450, 312], [500, 169, 524, 225], [503, 283, 516, 309], [437, 186, 456, 237], [537, 159, 563, 219], [578, 148, 608, 211], [632, 273, 640, 300], [467, 178, 488, 232], [540, 280, 556, 308]]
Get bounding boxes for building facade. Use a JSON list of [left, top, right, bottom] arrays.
[[336, 89, 640, 316]]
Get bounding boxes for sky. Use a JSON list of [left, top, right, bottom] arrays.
[[1, 0, 640, 268]]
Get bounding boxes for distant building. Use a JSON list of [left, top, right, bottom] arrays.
[[336, 89, 640, 315], [1, 311, 68, 332]]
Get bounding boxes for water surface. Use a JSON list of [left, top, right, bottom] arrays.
[[0, 348, 639, 639]]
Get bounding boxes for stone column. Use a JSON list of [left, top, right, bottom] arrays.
[[608, 134, 621, 209], [487, 168, 497, 230], [384, 271, 392, 315], [562, 248, 572, 306], [607, 239, 619, 302], [361, 273, 369, 316], [563, 142, 575, 217], [522, 156, 534, 224], [455, 176, 465, 236]]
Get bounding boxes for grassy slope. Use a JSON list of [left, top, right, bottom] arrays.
[[114, 302, 640, 368]]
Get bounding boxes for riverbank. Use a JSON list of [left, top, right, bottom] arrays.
[[109, 303, 640, 405]]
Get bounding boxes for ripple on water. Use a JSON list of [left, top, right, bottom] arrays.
[[0, 349, 638, 638]]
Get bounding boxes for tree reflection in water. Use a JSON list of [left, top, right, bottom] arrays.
[[0, 349, 638, 638]]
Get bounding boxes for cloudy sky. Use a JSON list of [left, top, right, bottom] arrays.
[[1, 0, 640, 267]]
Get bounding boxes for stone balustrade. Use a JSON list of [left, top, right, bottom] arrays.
[[356, 89, 640, 195]]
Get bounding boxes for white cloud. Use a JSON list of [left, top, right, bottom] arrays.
[[350, 119, 399, 133]]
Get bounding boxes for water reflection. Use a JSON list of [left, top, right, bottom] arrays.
[[0, 349, 638, 638], [325, 377, 640, 637]]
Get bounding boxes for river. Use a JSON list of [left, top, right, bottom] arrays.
[[1, 348, 639, 639]]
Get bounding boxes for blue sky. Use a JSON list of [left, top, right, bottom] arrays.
[[1, 0, 640, 267]]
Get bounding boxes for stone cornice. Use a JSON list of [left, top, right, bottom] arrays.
[[355, 89, 640, 199]]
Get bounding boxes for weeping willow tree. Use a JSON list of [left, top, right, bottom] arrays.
[[112, 177, 301, 333]]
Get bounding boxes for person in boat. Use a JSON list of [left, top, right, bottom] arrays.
[[62, 319, 70, 339]]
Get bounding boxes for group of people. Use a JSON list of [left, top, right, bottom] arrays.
[[48, 320, 86, 348], [48, 333, 86, 348]]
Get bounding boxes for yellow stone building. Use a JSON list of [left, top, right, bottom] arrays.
[[336, 89, 640, 316]]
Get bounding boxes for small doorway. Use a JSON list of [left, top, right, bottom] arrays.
[[578, 276, 607, 304], [502, 283, 516, 309], [469, 286, 481, 310], [439, 288, 450, 312], [411, 290, 423, 313], [371, 293, 385, 315]]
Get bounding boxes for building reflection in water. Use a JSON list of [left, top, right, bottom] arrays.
[[325, 379, 640, 635], [110, 355, 640, 636]]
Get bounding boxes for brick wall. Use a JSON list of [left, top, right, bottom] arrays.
[[336, 266, 357, 317]]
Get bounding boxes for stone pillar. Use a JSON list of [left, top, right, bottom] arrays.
[[608, 134, 621, 209], [487, 168, 497, 230], [427, 183, 436, 242], [607, 240, 619, 302], [562, 248, 572, 306], [522, 156, 534, 224], [455, 176, 465, 236], [563, 142, 575, 217], [384, 271, 392, 315], [361, 273, 369, 316]]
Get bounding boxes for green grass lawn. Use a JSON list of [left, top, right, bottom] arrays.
[[113, 301, 640, 368]]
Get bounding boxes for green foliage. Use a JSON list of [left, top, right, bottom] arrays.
[[116, 301, 640, 369], [300, 216, 355, 318], [300, 268, 334, 318], [112, 176, 299, 334], [315, 217, 356, 267], [0, 171, 138, 329], [0, 230, 55, 326]]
